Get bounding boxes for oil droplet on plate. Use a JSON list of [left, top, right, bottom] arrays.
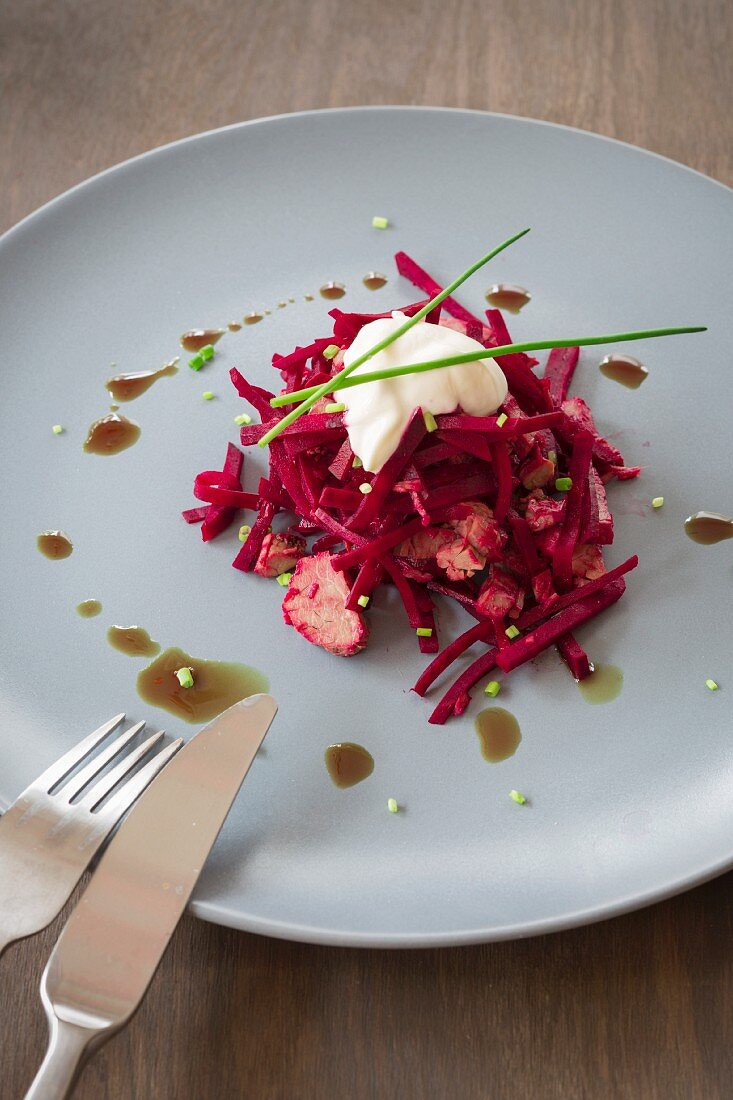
[[244, 312, 263, 325], [107, 625, 161, 658], [320, 281, 346, 301], [227, 321, 242, 331], [180, 329, 225, 353], [684, 511, 733, 545], [578, 663, 623, 704], [324, 742, 374, 787], [304, 294, 315, 302], [83, 413, 140, 455], [77, 599, 102, 618], [137, 646, 268, 723], [475, 708, 521, 762], [106, 359, 178, 402], [599, 354, 648, 389], [485, 284, 531, 314], [363, 272, 388, 291], [37, 531, 73, 559]]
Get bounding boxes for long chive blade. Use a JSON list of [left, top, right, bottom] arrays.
[[258, 228, 532, 445], [270, 325, 706, 406]]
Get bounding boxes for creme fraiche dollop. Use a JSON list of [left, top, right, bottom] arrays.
[[342, 313, 508, 472]]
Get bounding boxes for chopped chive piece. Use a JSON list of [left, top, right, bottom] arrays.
[[357, 595, 370, 608], [325, 402, 346, 413], [548, 449, 557, 464], [238, 524, 251, 541], [359, 482, 373, 494], [423, 410, 438, 432], [652, 496, 664, 509], [200, 344, 215, 361], [234, 413, 252, 426], [387, 797, 399, 813], [555, 477, 573, 492], [52, 424, 64, 435], [323, 344, 339, 360], [706, 678, 719, 691], [372, 215, 389, 229], [202, 391, 215, 400], [509, 789, 527, 805], [175, 667, 194, 689], [276, 572, 293, 587], [189, 354, 204, 371], [484, 680, 501, 697], [352, 456, 363, 468], [496, 412, 508, 428], [505, 624, 520, 639], [416, 627, 433, 638]]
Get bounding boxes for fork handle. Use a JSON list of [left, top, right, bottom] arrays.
[[24, 1016, 99, 1100]]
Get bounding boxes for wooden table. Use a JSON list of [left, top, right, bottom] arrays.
[[2, 2, 732, 1096]]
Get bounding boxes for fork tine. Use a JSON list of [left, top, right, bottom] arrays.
[[35, 714, 126, 793], [61, 721, 146, 802], [80, 730, 165, 811], [98, 737, 184, 821]]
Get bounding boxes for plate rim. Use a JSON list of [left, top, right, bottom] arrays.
[[2, 106, 732, 948]]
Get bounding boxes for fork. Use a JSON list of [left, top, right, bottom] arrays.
[[0, 714, 182, 958]]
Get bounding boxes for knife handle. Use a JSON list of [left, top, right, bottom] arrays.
[[24, 1013, 102, 1100]]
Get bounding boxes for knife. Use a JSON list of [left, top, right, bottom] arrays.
[[24, 693, 277, 1100]]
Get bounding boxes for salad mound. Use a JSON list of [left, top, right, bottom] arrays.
[[184, 251, 640, 723]]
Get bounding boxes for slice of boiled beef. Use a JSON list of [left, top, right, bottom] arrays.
[[282, 553, 369, 657]]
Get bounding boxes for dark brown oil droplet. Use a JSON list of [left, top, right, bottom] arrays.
[[578, 663, 623, 704], [325, 743, 374, 788], [244, 312, 263, 326], [277, 301, 287, 309], [599, 354, 648, 389], [109, 403, 119, 412], [179, 328, 225, 353], [137, 646, 268, 724], [227, 321, 242, 332], [107, 625, 161, 658], [37, 531, 73, 559], [320, 281, 346, 301], [485, 284, 531, 314], [83, 413, 140, 455], [684, 511, 733, 545], [304, 294, 315, 302], [106, 359, 178, 403], [76, 599, 102, 618], [475, 708, 521, 762], [363, 272, 388, 291]]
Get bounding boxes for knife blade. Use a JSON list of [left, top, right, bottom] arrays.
[[24, 693, 277, 1100]]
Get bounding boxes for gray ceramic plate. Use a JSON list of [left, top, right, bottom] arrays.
[[1, 108, 731, 947]]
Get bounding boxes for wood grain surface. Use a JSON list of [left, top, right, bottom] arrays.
[[1, 1, 732, 1097]]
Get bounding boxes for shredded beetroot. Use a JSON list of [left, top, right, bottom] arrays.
[[184, 249, 640, 714]]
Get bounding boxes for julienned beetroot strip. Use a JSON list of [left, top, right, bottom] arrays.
[[183, 249, 640, 723]]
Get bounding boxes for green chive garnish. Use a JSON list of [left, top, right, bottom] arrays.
[[52, 424, 64, 435], [423, 410, 438, 432], [357, 595, 370, 608], [234, 413, 252, 426], [202, 391, 215, 400], [505, 624, 520, 639], [652, 496, 664, 509], [484, 680, 501, 697], [359, 482, 372, 494], [200, 344, 215, 361], [372, 216, 389, 229], [189, 354, 204, 371], [325, 402, 346, 413], [555, 477, 573, 492], [352, 456, 363, 468], [175, 667, 194, 689], [238, 525, 251, 541], [271, 324, 706, 408], [261, 229, 532, 439], [416, 627, 433, 638], [387, 797, 399, 813], [276, 572, 292, 587], [548, 449, 558, 464], [323, 344, 340, 360], [496, 412, 508, 428], [706, 678, 719, 691], [509, 789, 527, 805]]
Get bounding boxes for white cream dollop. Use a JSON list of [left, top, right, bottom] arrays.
[[342, 313, 508, 472]]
